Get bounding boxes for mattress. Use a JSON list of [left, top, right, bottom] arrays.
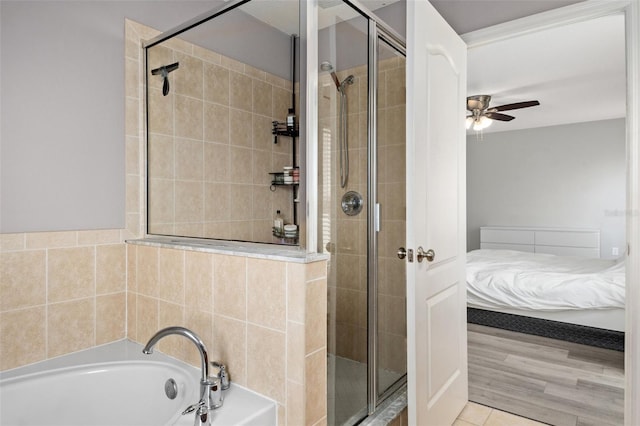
[[466, 249, 625, 311]]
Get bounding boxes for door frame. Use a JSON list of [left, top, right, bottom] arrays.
[[461, 1, 640, 423]]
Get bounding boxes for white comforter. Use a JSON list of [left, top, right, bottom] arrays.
[[467, 249, 625, 311]]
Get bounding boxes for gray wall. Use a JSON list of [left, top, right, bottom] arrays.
[[374, 1, 406, 37], [467, 118, 626, 259], [175, 5, 294, 80], [0, 0, 226, 233]]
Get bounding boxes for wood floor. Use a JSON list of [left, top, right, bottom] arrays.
[[468, 323, 625, 426]]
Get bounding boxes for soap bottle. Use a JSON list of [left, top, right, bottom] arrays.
[[286, 108, 295, 132], [274, 210, 284, 236]]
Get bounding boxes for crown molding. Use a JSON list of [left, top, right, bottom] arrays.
[[461, 0, 631, 48]]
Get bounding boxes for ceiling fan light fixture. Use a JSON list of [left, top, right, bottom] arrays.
[[465, 117, 474, 129], [471, 115, 492, 131], [465, 94, 540, 132]]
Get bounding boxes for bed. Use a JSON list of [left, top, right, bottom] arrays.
[[467, 226, 625, 350]]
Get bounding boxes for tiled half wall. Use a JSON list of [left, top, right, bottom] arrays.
[[127, 244, 328, 426]]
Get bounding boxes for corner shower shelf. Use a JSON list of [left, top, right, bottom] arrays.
[[269, 172, 299, 189], [272, 228, 298, 237], [272, 121, 299, 143], [270, 182, 299, 187]]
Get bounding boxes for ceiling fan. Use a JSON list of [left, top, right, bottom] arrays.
[[466, 95, 540, 131]]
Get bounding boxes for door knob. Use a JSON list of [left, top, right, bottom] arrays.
[[397, 247, 407, 259], [417, 247, 435, 263]]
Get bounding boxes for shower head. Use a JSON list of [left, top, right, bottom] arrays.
[[151, 62, 179, 96], [320, 61, 341, 91], [340, 75, 355, 89]]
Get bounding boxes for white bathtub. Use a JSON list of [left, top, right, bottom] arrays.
[[0, 340, 276, 426]]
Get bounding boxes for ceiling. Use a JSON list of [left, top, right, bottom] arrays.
[[240, 0, 626, 134], [240, 0, 588, 36], [387, 0, 626, 134], [465, 12, 626, 134], [430, 0, 584, 34]]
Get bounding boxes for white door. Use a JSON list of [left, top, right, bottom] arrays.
[[406, 1, 468, 425]]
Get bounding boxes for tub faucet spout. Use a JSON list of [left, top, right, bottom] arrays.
[[143, 326, 219, 425], [143, 326, 209, 381]]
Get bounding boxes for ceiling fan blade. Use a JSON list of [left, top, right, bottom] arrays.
[[489, 100, 540, 112], [485, 112, 515, 121]]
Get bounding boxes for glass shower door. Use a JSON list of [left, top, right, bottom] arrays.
[[375, 35, 407, 399], [318, 4, 370, 425]]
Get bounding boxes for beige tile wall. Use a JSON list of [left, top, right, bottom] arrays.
[[127, 244, 328, 426], [0, 230, 127, 371], [144, 28, 296, 243], [320, 55, 407, 374]]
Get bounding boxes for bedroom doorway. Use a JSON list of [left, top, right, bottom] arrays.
[[462, 1, 639, 424]]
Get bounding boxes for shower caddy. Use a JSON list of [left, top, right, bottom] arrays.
[[269, 35, 299, 243]]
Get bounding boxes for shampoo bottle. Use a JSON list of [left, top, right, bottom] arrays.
[[286, 108, 295, 132], [274, 210, 284, 236]]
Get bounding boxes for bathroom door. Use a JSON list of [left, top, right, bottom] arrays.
[[405, 1, 468, 425]]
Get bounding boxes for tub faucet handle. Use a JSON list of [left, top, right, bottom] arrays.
[[182, 399, 211, 426], [211, 361, 230, 390], [182, 399, 205, 416], [183, 395, 214, 426]]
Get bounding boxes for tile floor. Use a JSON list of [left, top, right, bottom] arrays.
[[455, 402, 547, 426]]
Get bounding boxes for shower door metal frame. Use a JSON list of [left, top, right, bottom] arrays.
[[363, 7, 407, 416], [141, 0, 309, 248]]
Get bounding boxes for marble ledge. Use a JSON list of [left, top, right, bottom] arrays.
[[126, 237, 330, 264], [360, 388, 407, 426]]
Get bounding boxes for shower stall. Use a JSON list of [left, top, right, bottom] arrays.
[[143, 0, 406, 424], [317, 3, 407, 424]]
